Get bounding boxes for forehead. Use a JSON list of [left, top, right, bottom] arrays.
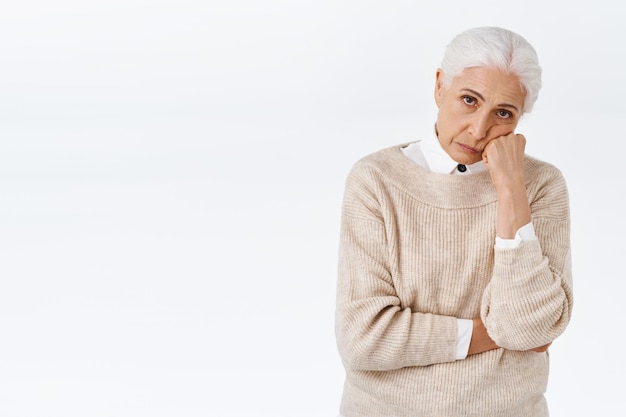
[[450, 66, 525, 108]]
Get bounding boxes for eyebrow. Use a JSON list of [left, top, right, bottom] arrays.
[[460, 88, 520, 112]]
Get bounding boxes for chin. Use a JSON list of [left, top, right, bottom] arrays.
[[454, 155, 480, 166]]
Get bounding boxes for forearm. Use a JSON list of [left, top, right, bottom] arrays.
[[481, 240, 572, 350], [467, 318, 551, 356], [495, 181, 532, 239], [337, 297, 460, 370]]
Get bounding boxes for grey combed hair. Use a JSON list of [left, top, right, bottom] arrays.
[[440, 27, 542, 113]]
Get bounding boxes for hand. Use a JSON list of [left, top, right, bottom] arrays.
[[482, 133, 526, 191], [468, 319, 499, 356]]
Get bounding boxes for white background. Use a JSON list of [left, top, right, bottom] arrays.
[[0, 1, 624, 416]]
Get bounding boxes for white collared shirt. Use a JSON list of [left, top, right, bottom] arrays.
[[401, 134, 537, 359], [402, 133, 488, 175]]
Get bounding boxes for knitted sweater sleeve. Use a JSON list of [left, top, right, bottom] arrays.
[[481, 165, 574, 350], [335, 164, 458, 371]]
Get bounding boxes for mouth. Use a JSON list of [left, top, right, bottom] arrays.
[[457, 143, 482, 154]]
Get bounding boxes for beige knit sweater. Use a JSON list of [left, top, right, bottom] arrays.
[[336, 143, 573, 417]]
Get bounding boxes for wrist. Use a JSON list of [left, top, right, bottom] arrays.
[[493, 176, 526, 196], [495, 183, 531, 239]]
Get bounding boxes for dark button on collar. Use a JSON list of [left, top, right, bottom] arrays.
[[457, 164, 467, 173]]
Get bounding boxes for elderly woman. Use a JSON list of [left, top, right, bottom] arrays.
[[335, 27, 573, 417]]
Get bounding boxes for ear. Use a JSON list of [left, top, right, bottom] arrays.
[[434, 69, 445, 107]]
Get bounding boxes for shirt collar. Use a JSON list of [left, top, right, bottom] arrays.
[[422, 130, 487, 175]]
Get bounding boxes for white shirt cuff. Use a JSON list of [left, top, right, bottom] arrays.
[[494, 222, 537, 249], [456, 319, 473, 360]]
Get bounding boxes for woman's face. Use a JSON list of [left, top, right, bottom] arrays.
[[434, 66, 526, 165]]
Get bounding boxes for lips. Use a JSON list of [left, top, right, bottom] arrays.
[[457, 142, 481, 154]]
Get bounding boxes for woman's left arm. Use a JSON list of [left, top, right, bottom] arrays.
[[480, 133, 574, 350]]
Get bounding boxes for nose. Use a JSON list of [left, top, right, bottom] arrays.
[[468, 112, 490, 140]]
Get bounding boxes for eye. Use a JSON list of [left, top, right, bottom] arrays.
[[497, 109, 513, 119], [462, 95, 477, 106]]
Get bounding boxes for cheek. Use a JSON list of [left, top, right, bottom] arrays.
[[489, 123, 516, 137], [483, 137, 498, 149]]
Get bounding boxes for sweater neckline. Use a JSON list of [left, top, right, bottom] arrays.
[[365, 143, 499, 209]]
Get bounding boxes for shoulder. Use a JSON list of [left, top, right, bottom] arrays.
[[523, 155, 568, 189], [341, 143, 417, 214], [523, 155, 570, 215], [523, 154, 564, 177], [346, 142, 416, 184], [354, 143, 410, 168]]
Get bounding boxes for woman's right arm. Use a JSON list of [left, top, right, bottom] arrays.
[[335, 165, 460, 371]]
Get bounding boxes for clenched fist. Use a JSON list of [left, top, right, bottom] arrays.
[[482, 133, 527, 192]]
